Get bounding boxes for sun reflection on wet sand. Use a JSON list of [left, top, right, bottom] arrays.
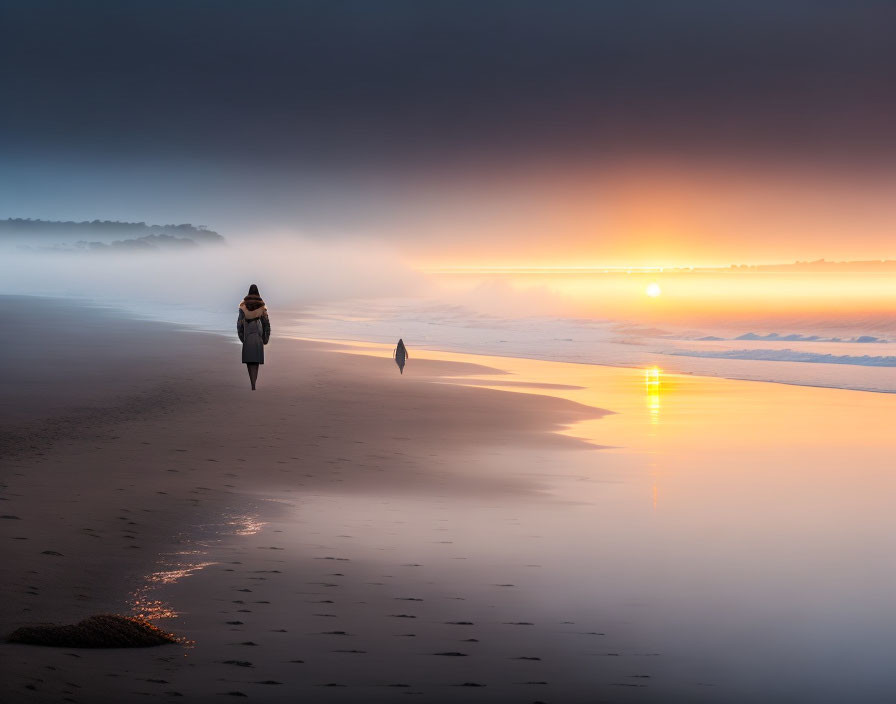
[[129, 561, 216, 622], [228, 515, 266, 536], [147, 562, 217, 585], [645, 366, 662, 426], [128, 513, 264, 625], [130, 597, 178, 621]]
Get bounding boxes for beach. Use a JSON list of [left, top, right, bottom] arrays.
[[2, 296, 896, 703], [7, 2, 896, 701]]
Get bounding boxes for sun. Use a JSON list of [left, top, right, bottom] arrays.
[[646, 282, 662, 297]]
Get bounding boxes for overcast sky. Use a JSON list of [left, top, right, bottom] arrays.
[[2, 1, 895, 264]]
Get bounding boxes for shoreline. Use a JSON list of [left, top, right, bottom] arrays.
[[22, 292, 894, 396], [293, 334, 896, 396]]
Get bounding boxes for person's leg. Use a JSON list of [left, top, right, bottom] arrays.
[[248, 363, 259, 390]]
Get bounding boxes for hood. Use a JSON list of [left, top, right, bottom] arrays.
[[239, 301, 267, 320], [243, 294, 265, 311]]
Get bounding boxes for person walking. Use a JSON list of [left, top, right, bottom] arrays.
[[237, 284, 270, 390], [393, 338, 409, 374]]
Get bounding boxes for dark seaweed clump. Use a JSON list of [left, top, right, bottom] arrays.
[[7, 614, 180, 648]]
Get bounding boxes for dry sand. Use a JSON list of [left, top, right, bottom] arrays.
[[1, 297, 644, 703]]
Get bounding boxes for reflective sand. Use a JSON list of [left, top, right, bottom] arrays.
[[293, 342, 896, 701]]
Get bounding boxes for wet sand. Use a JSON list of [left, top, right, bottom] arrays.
[[0, 297, 610, 702], [3, 297, 896, 703]]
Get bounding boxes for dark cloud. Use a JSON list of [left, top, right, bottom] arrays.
[[2, 0, 895, 169]]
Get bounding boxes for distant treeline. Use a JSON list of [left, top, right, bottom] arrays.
[[0, 218, 224, 244]]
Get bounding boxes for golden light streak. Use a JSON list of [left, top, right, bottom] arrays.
[[645, 367, 662, 426]]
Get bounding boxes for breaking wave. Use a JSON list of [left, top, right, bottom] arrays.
[[666, 348, 896, 367]]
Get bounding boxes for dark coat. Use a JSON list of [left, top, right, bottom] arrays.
[[237, 302, 271, 364], [394, 338, 408, 374]]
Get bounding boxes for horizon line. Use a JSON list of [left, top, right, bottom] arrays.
[[422, 259, 896, 274]]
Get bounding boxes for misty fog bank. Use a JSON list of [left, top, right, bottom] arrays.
[[1, 233, 423, 319]]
